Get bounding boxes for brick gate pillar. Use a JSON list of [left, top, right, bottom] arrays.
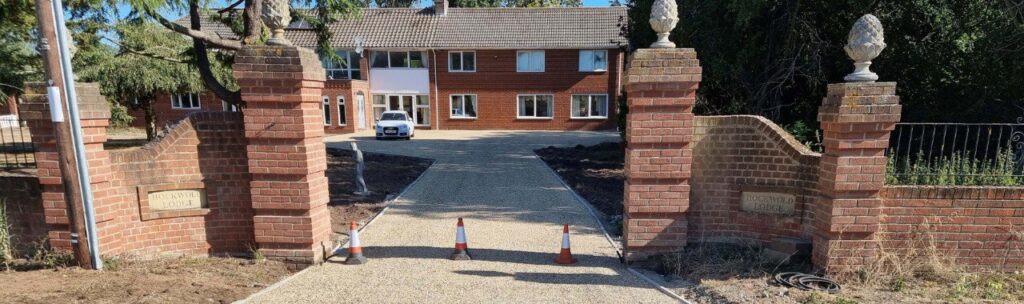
[[233, 46, 332, 268], [813, 82, 901, 271], [21, 82, 112, 252], [623, 48, 701, 261]]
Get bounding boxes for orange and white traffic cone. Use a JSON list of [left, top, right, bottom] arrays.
[[450, 218, 471, 260], [554, 224, 577, 264], [346, 222, 368, 265]]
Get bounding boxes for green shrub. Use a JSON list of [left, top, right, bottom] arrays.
[[0, 199, 12, 265], [108, 100, 134, 129], [886, 148, 1023, 186]]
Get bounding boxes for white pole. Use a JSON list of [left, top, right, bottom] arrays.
[[50, 0, 103, 270]]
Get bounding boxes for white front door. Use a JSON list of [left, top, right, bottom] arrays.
[[356, 93, 366, 129]]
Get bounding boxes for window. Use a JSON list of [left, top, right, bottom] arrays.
[[337, 97, 347, 126], [448, 51, 476, 72], [222, 100, 241, 112], [450, 94, 477, 118], [517, 94, 553, 118], [322, 96, 332, 126], [415, 95, 430, 126], [171, 93, 200, 109], [579, 50, 608, 72], [370, 51, 427, 68], [571, 94, 609, 118], [516, 50, 544, 72], [372, 95, 387, 119], [321, 50, 361, 80]]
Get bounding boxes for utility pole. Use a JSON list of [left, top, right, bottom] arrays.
[[33, 0, 95, 270]]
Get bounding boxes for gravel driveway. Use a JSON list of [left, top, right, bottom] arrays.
[[243, 130, 678, 303]]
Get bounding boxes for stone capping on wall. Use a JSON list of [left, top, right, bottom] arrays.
[[109, 111, 244, 163], [695, 115, 821, 162], [882, 185, 1024, 200]]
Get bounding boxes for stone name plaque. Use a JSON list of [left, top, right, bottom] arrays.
[[148, 189, 206, 211], [740, 192, 797, 216]]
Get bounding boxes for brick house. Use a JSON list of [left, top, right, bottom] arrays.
[[143, 2, 628, 133]]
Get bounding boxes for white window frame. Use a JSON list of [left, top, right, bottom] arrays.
[[221, 100, 241, 112], [322, 96, 332, 126], [171, 93, 201, 110], [516, 50, 545, 73], [370, 50, 428, 69], [570, 94, 609, 119], [449, 94, 478, 119], [337, 96, 347, 126], [516, 94, 554, 119], [448, 51, 476, 72], [579, 50, 609, 72], [322, 50, 360, 80]]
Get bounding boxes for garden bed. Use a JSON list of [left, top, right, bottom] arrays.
[[535, 142, 625, 236], [325, 148, 432, 242]]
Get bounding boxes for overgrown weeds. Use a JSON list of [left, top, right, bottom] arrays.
[[657, 242, 807, 281], [0, 199, 13, 270], [886, 149, 1023, 186], [28, 238, 73, 269]]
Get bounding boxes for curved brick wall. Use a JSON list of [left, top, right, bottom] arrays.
[[102, 112, 253, 256], [689, 115, 821, 244]]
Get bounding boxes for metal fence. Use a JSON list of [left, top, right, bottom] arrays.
[[887, 121, 1024, 186], [0, 114, 35, 170]]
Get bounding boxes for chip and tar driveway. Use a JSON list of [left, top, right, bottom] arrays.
[[244, 130, 678, 303]]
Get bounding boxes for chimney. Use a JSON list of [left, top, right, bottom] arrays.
[[434, 0, 448, 16]]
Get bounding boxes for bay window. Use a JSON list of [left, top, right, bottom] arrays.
[[321, 50, 361, 80]]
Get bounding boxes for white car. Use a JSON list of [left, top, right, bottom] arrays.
[[374, 110, 415, 140]]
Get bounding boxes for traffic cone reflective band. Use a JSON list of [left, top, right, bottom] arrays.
[[346, 222, 368, 265], [554, 224, 576, 264], [450, 218, 471, 260]]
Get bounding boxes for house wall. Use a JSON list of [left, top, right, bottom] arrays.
[[128, 91, 225, 130], [432, 49, 621, 130]]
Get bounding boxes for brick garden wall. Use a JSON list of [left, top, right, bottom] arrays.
[[100, 112, 253, 256], [879, 186, 1024, 270], [689, 115, 820, 244], [0, 175, 46, 255]]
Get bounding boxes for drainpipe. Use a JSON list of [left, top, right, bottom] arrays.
[[432, 49, 441, 130], [52, 0, 103, 270]]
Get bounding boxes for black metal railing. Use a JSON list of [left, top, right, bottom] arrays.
[[886, 121, 1024, 186], [0, 115, 35, 170]]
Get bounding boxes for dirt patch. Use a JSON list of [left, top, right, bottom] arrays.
[[0, 256, 291, 304], [535, 142, 624, 235], [325, 148, 432, 240]]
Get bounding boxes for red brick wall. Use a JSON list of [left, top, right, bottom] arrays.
[[689, 115, 821, 244], [323, 79, 371, 134], [101, 112, 253, 256], [431, 49, 621, 130], [880, 186, 1024, 270]]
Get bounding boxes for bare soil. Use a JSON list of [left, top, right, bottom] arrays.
[[0, 256, 291, 304], [536, 142, 1024, 304], [325, 148, 432, 241]]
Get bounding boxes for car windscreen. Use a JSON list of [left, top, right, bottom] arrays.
[[380, 113, 406, 121]]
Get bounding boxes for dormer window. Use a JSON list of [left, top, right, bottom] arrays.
[[322, 50, 361, 80]]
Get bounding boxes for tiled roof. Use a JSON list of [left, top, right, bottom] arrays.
[[181, 7, 628, 50]]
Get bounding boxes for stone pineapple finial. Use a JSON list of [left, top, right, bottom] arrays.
[[262, 0, 292, 46], [844, 14, 886, 82], [649, 0, 679, 48]]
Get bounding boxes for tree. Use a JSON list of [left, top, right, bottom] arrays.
[[448, 0, 580, 7], [77, 21, 230, 139], [125, 0, 363, 107], [0, 0, 44, 102], [628, 0, 1024, 124]]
